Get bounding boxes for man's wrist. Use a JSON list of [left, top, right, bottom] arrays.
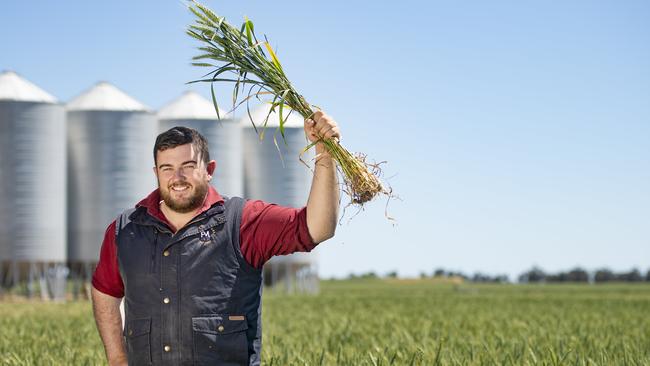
[[108, 356, 128, 366], [314, 142, 333, 164]]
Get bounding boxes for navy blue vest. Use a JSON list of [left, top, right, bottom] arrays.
[[116, 196, 263, 366]]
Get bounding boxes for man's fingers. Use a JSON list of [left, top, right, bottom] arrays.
[[324, 128, 341, 140], [311, 110, 324, 121], [306, 112, 340, 141], [317, 124, 334, 137], [316, 125, 341, 141], [314, 114, 336, 129]]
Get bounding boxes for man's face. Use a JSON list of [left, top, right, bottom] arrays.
[[154, 143, 215, 214]]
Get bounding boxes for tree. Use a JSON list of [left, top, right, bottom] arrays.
[[518, 267, 546, 283], [360, 271, 378, 279], [471, 273, 490, 283], [447, 271, 468, 280], [546, 272, 567, 282], [594, 269, 615, 283], [566, 268, 589, 282], [616, 269, 642, 282], [494, 275, 509, 283], [385, 271, 398, 279]]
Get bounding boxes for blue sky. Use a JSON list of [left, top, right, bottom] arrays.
[[2, 0, 649, 279]]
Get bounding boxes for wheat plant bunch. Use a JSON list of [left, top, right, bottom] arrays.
[[186, 1, 390, 205]]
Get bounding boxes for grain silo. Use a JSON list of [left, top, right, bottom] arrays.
[[241, 104, 318, 293], [158, 91, 242, 197], [0, 71, 67, 300], [66, 82, 157, 287]]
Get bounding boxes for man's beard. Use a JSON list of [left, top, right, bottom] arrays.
[[159, 180, 208, 213]]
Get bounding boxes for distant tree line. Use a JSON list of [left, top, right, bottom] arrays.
[[423, 268, 510, 283], [346, 269, 510, 283], [345, 270, 399, 280], [518, 267, 650, 283], [343, 267, 650, 284]]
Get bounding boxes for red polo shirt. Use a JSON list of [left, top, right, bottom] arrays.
[[92, 186, 316, 298]]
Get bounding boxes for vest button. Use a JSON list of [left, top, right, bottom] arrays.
[[163, 297, 170, 304], [128, 329, 133, 336], [163, 250, 170, 257], [217, 325, 225, 332], [164, 345, 171, 352]]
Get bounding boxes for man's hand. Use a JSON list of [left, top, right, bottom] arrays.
[[304, 111, 342, 146]]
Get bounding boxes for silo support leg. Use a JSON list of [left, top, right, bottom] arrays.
[[39, 263, 49, 301], [84, 263, 93, 300], [71, 265, 80, 300], [11, 261, 18, 291], [0, 262, 4, 296], [271, 263, 278, 289], [286, 262, 293, 294], [27, 263, 37, 298], [48, 263, 69, 301]]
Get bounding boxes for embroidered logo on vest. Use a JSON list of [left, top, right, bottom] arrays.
[[199, 230, 211, 243]]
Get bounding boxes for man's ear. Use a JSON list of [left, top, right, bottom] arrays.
[[152, 166, 158, 177], [207, 160, 216, 178]]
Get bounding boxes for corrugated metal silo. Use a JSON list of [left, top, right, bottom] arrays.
[[158, 91, 242, 197], [66, 82, 157, 279], [241, 104, 318, 292], [0, 71, 67, 299]]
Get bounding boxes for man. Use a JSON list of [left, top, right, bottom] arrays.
[[91, 111, 340, 366]]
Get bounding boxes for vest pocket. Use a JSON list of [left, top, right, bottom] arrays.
[[124, 317, 152, 365], [192, 315, 249, 365]]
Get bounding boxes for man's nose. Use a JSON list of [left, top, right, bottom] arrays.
[[172, 167, 186, 179]]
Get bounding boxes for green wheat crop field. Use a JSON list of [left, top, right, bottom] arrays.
[[1, 280, 649, 365]]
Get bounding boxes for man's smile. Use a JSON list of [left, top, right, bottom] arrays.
[[170, 184, 191, 192]]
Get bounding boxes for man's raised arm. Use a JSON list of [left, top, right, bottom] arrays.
[[304, 111, 341, 243]]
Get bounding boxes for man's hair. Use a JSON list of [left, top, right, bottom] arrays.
[[153, 126, 210, 166]]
